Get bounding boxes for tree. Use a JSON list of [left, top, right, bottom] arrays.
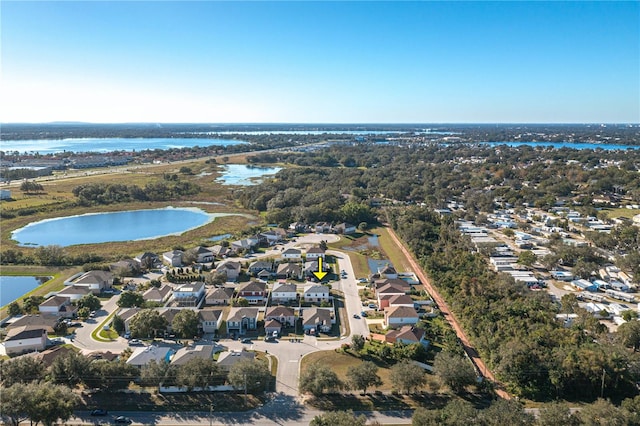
[[319, 240, 328, 251], [233, 297, 249, 307], [176, 358, 222, 390], [27, 383, 79, 426], [205, 272, 227, 286], [412, 407, 440, 426], [441, 399, 478, 425], [112, 314, 125, 334], [50, 351, 93, 387], [7, 301, 22, 316], [89, 360, 139, 391], [34, 245, 66, 266], [140, 359, 176, 387], [299, 362, 343, 396], [172, 309, 200, 338], [22, 295, 44, 313], [622, 310, 639, 322], [389, 360, 426, 394], [617, 320, 640, 351], [310, 411, 367, 426], [129, 309, 168, 338], [77, 293, 101, 312], [0, 357, 46, 386], [577, 398, 628, 426], [78, 306, 91, 320], [20, 180, 44, 194], [537, 402, 579, 426], [346, 361, 382, 394], [433, 351, 476, 393], [0, 383, 31, 426], [228, 358, 271, 393], [517, 250, 537, 267], [117, 290, 145, 308], [480, 399, 534, 425], [351, 334, 365, 351], [53, 320, 68, 336]]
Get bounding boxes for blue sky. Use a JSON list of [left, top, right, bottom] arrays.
[[1, 1, 638, 123]]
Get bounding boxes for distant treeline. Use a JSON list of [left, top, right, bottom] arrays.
[[72, 181, 200, 205]]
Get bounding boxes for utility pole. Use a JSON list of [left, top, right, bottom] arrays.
[[244, 373, 247, 407], [601, 368, 606, 398]]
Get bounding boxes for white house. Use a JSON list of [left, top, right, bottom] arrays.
[[173, 282, 205, 307], [303, 284, 330, 304], [38, 295, 76, 318], [163, 250, 184, 267], [305, 247, 326, 260], [271, 283, 298, 303], [65, 270, 113, 294], [384, 306, 419, 329], [143, 285, 173, 304], [171, 344, 216, 366], [56, 285, 92, 301], [281, 248, 302, 261], [0, 327, 48, 356], [198, 309, 224, 334], [192, 246, 214, 263], [126, 345, 175, 368]]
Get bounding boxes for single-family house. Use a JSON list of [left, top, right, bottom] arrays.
[[205, 287, 235, 306], [0, 327, 48, 356], [377, 264, 398, 279], [135, 252, 160, 269], [126, 345, 175, 368], [374, 278, 411, 293], [217, 350, 255, 371], [173, 282, 205, 307], [6, 315, 58, 334], [28, 345, 76, 367], [117, 307, 141, 333], [191, 246, 214, 263], [171, 344, 215, 366], [264, 319, 282, 337], [163, 250, 184, 267], [67, 270, 114, 293], [385, 325, 429, 347], [236, 281, 268, 305], [231, 238, 259, 252], [315, 222, 332, 233], [271, 282, 298, 303], [56, 285, 92, 302], [289, 222, 308, 233], [381, 294, 415, 309], [376, 284, 408, 309], [301, 307, 333, 333], [259, 229, 286, 245], [198, 309, 224, 334], [281, 248, 302, 261], [226, 307, 260, 336], [265, 306, 295, 327], [248, 260, 274, 276], [276, 263, 303, 280], [384, 306, 419, 329], [38, 296, 76, 318], [334, 222, 357, 235], [143, 285, 173, 304], [304, 260, 330, 279], [303, 284, 331, 304], [210, 245, 232, 258], [110, 259, 140, 276], [305, 247, 326, 260], [216, 261, 242, 282]]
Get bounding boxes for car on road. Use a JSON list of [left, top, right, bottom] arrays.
[[90, 409, 108, 416], [353, 314, 360, 319], [358, 278, 368, 283], [114, 416, 132, 424], [128, 339, 142, 345], [368, 303, 377, 309], [123, 332, 131, 339], [361, 311, 368, 317], [241, 338, 252, 344], [265, 336, 277, 342]]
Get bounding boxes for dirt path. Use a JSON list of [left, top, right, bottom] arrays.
[[385, 226, 511, 400]]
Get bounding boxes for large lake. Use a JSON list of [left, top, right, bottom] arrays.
[[1, 137, 247, 154], [0, 276, 50, 306], [11, 207, 234, 247], [480, 141, 639, 150], [217, 164, 282, 186]]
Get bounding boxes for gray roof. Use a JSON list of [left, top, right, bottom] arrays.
[[5, 327, 47, 341], [217, 350, 255, 368], [170, 345, 215, 365], [227, 307, 260, 322], [126, 345, 175, 366], [198, 309, 223, 322]]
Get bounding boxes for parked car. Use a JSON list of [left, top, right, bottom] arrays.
[[265, 336, 277, 342], [241, 338, 252, 344], [123, 332, 131, 339], [129, 339, 142, 345], [361, 311, 368, 317], [90, 409, 108, 416], [368, 303, 377, 309], [358, 278, 368, 283], [114, 416, 132, 424], [353, 314, 360, 319]]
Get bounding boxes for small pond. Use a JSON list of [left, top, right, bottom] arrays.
[[0, 276, 50, 306], [217, 164, 283, 186], [11, 207, 238, 247]]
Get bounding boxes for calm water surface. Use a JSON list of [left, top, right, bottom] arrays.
[[2, 138, 247, 154], [11, 207, 234, 247], [0, 276, 50, 306], [217, 164, 283, 185]]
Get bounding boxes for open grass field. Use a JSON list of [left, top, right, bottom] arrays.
[[602, 207, 640, 220]]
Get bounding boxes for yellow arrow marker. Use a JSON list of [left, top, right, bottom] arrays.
[[312, 257, 328, 281]]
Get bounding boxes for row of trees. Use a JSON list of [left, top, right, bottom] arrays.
[[390, 209, 640, 401], [72, 181, 200, 205]]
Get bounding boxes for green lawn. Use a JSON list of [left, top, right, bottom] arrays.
[[602, 207, 640, 219]]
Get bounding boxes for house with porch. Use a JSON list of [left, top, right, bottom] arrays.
[[236, 281, 268, 305], [172, 282, 205, 307], [226, 307, 260, 336], [265, 306, 295, 327], [301, 307, 334, 334]]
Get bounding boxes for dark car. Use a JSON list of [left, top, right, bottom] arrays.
[[361, 311, 368, 317], [90, 409, 108, 416], [241, 338, 252, 344], [353, 314, 360, 319], [114, 416, 132, 424]]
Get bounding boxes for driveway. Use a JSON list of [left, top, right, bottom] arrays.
[[71, 294, 129, 353]]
